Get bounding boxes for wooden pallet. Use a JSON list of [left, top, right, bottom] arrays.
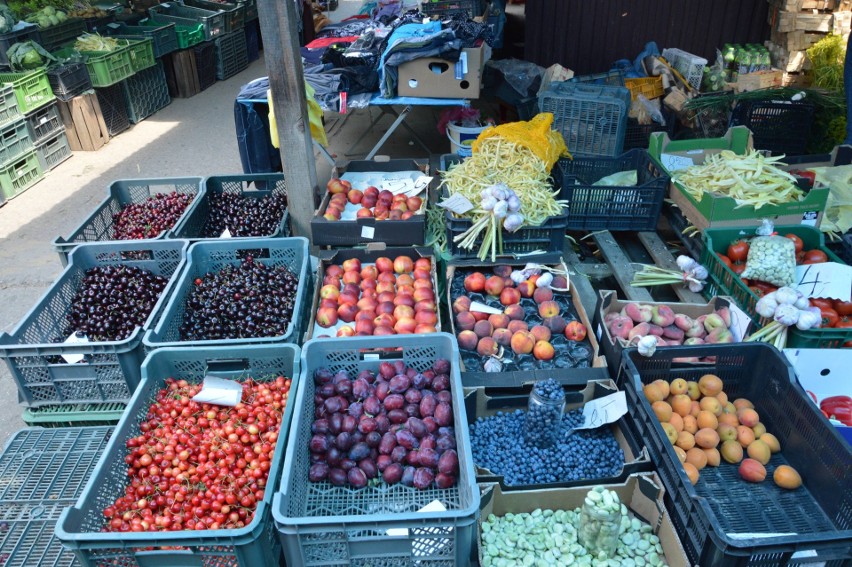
[[57, 93, 109, 151]]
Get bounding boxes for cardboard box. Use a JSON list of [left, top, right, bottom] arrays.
[[592, 290, 742, 377], [397, 44, 490, 99], [445, 261, 608, 388], [310, 159, 432, 247], [648, 127, 829, 230], [304, 244, 442, 341], [786, 348, 852, 445], [478, 473, 691, 567], [464, 380, 652, 489]]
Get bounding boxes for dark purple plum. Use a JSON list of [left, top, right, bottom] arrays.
[[438, 449, 459, 474], [309, 463, 329, 482], [389, 375, 411, 394], [383, 463, 403, 484], [347, 467, 368, 488], [413, 467, 435, 489], [358, 459, 378, 479], [328, 468, 347, 486], [435, 472, 456, 489]]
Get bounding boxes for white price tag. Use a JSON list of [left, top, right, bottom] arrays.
[[437, 193, 474, 215], [469, 301, 502, 315], [221, 228, 232, 238], [61, 332, 89, 364], [360, 225, 375, 239], [793, 262, 852, 301], [192, 376, 243, 407], [728, 303, 751, 342], [383, 179, 414, 195], [411, 176, 433, 196], [573, 392, 628, 431], [660, 153, 695, 172]]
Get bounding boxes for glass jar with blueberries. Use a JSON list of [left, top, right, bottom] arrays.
[[523, 378, 565, 448]]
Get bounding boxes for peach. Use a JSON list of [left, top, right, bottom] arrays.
[[488, 314, 510, 329], [504, 304, 525, 321], [453, 296, 472, 314], [538, 300, 560, 319], [472, 311, 490, 322], [373, 313, 395, 329], [464, 272, 486, 293], [507, 320, 529, 334], [455, 311, 476, 332], [337, 325, 355, 337], [510, 331, 535, 355], [516, 280, 535, 298], [377, 302, 395, 317], [533, 287, 553, 304], [393, 295, 415, 308], [492, 328, 513, 347], [530, 325, 552, 343], [355, 319, 375, 335], [542, 316, 567, 334], [337, 303, 358, 323], [457, 330, 478, 350], [394, 317, 416, 334], [316, 306, 338, 328], [414, 310, 438, 326], [532, 340, 555, 361], [415, 299, 437, 313], [493, 265, 512, 277], [413, 287, 435, 303], [484, 276, 505, 296], [415, 323, 437, 334], [393, 305, 414, 321], [477, 337, 499, 357], [500, 287, 522, 306], [623, 303, 653, 323], [650, 305, 676, 327], [473, 320, 494, 338]]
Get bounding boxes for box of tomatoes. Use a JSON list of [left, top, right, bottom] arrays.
[[310, 159, 433, 247], [446, 260, 608, 388], [701, 224, 851, 348]]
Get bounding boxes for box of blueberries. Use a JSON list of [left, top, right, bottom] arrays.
[[463, 379, 652, 490], [447, 261, 609, 388]]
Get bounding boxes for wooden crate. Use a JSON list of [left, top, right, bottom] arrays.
[[57, 93, 109, 151], [771, 0, 849, 10], [736, 69, 783, 92], [162, 48, 200, 99], [776, 11, 834, 31], [782, 70, 813, 87]]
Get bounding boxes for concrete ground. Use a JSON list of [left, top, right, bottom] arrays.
[[0, 52, 458, 444]]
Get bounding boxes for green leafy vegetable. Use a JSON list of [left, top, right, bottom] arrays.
[[6, 40, 55, 71]]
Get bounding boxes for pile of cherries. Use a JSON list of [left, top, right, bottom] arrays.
[[202, 192, 288, 238], [112, 192, 195, 240]]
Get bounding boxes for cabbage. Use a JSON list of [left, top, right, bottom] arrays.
[[7, 41, 56, 71], [0, 5, 16, 34]]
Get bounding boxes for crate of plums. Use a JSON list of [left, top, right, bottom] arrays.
[[0, 240, 188, 407], [447, 261, 608, 387], [143, 237, 310, 349], [465, 379, 652, 490]]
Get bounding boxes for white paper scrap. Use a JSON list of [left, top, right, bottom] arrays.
[[573, 392, 628, 431], [387, 500, 447, 537], [361, 225, 375, 239], [793, 262, 852, 301], [221, 228, 232, 238], [61, 332, 89, 364], [192, 376, 244, 407], [469, 301, 502, 315], [437, 193, 473, 215]]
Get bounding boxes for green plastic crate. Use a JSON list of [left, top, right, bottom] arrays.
[[0, 68, 56, 114], [22, 401, 126, 427], [0, 117, 34, 166], [121, 60, 170, 123], [149, 18, 204, 48], [126, 37, 156, 72], [149, 1, 226, 41], [55, 343, 301, 567], [103, 21, 180, 57], [701, 224, 850, 348], [0, 150, 42, 201], [80, 43, 135, 87], [0, 83, 21, 127]]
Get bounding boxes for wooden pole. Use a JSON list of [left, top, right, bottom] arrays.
[[256, 0, 319, 240]]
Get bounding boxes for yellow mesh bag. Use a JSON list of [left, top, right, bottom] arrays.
[[267, 82, 329, 149], [471, 113, 570, 169]]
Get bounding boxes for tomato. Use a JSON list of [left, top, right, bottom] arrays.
[[784, 233, 804, 253], [727, 240, 749, 263], [716, 253, 733, 270], [810, 298, 834, 310], [564, 320, 587, 342], [834, 300, 852, 316], [835, 316, 852, 328], [731, 262, 747, 276], [820, 307, 839, 328], [796, 251, 805, 264], [803, 249, 828, 264], [749, 285, 767, 297]]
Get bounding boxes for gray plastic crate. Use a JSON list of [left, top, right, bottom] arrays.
[[0, 426, 113, 567], [0, 84, 22, 128], [0, 117, 33, 166], [0, 240, 188, 407], [143, 237, 310, 349], [121, 60, 171, 124], [149, 1, 226, 41], [273, 333, 479, 566], [539, 81, 631, 158], [214, 28, 248, 80], [24, 101, 63, 145], [103, 21, 180, 58], [169, 173, 289, 239], [35, 130, 72, 172], [185, 0, 245, 33], [55, 344, 300, 567], [53, 176, 204, 266]]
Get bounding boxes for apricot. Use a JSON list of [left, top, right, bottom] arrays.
[[670, 378, 688, 396], [747, 439, 771, 466], [682, 415, 698, 435], [737, 425, 756, 448], [695, 428, 720, 449], [683, 462, 700, 485], [689, 401, 701, 418], [643, 382, 668, 403], [669, 413, 684, 433], [698, 374, 723, 397], [717, 424, 738, 443], [696, 410, 718, 430], [718, 413, 740, 428], [739, 458, 767, 483], [733, 398, 754, 411], [676, 431, 695, 451], [686, 447, 708, 470], [686, 381, 701, 401], [661, 422, 678, 445], [773, 465, 802, 490], [703, 447, 721, 467], [751, 422, 767, 438], [760, 433, 781, 453], [652, 401, 673, 423], [738, 408, 760, 428], [670, 394, 692, 417], [699, 396, 723, 417], [715, 390, 728, 405], [673, 446, 687, 463], [720, 440, 744, 464]]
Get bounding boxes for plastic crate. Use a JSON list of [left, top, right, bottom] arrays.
[[143, 237, 310, 349], [103, 21, 179, 58], [0, 117, 33, 166], [55, 344, 301, 567], [170, 173, 289, 239], [35, 130, 72, 171], [241, 0, 257, 21], [46, 61, 92, 102], [0, 84, 21, 127], [442, 155, 568, 261], [53, 176, 203, 265], [194, 39, 216, 90], [124, 37, 156, 72], [0, 240, 188, 407], [82, 13, 117, 32], [624, 105, 676, 151], [569, 69, 626, 86], [618, 343, 852, 566], [186, 0, 245, 33], [843, 232, 852, 264], [244, 17, 258, 62], [0, 426, 113, 567], [664, 202, 704, 260], [550, 149, 669, 231], [701, 225, 849, 348], [69, 41, 135, 87], [145, 18, 205, 48], [120, 60, 170, 123], [0, 68, 55, 114], [539, 81, 631, 158], [94, 83, 130, 137], [149, 1, 226, 41], [420, 0, 483, 18], [0, 23, 41, 68], [662, 47, 708, 91], [22, 402, 125, 426], [273, 333, 479, 566], [0, 150, 42, 201], [624, 76, 665, 100], [37, 18, 87, 51], [214, 28, 248, 80], [23, 100, 62, 145], [730, 99, 816, 157]]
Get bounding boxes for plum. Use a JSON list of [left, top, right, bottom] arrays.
[[379, 432, 397, 454], [435, 473, 456, 489], [434, 402, 453, 426], [438, 449, 459, 474], [383, 394, 404, 411], [413, 467, 435, 489], [328, 468, 347, 486], [389, 374, 411, 393], [407, 417, 428, 438], [347, 467, 368, 488], [358, 459, 378, 479], [309, 463, 329, 482], [383, 463, 403, 484]]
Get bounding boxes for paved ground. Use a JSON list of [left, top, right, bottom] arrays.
[[0, 53, 455, 444]]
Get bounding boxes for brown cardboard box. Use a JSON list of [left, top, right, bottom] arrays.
[[397, 45, 490, 99], [478, 473, 691, 567]]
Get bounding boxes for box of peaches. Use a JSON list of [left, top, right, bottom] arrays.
[[310, 159, 432, 247]]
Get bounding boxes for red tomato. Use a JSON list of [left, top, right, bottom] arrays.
[[564, 321, 587, 342], [796, 251, 805, 264], [716, 253, 733, 270], [727, 240, 749, 263], [833, 300, 852, 317], [749, 286, 766, 297], [820, 307, 839, 328], [835, 316, 852, 328], [845, 340, 852, 348], [803, 249, 828, 264], [784, 234, 804, 253], [810, 298, 834, 310], [731, 263, 746, 276]]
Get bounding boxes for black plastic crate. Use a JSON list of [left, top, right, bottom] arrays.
[[193, 40, 215, 90], [843, 233, 852, 264], [244, 17, 258, 62], [618, 343, 852, 566], [624, 107, 676, 151], [24, 101, 63, 145], [663, 201, 704, 260], [0, 24, 41, 68], [550, 149, 669, 231], [38, 18, 87, 51], [120, 60, 170, 123], [46, 62, 93, 102], [730, 99, 816, 157], [94, 83, 130, 137], [83, 13, 117, 32], [241, 0, 257, 21], [214, 28, 247, 80]]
